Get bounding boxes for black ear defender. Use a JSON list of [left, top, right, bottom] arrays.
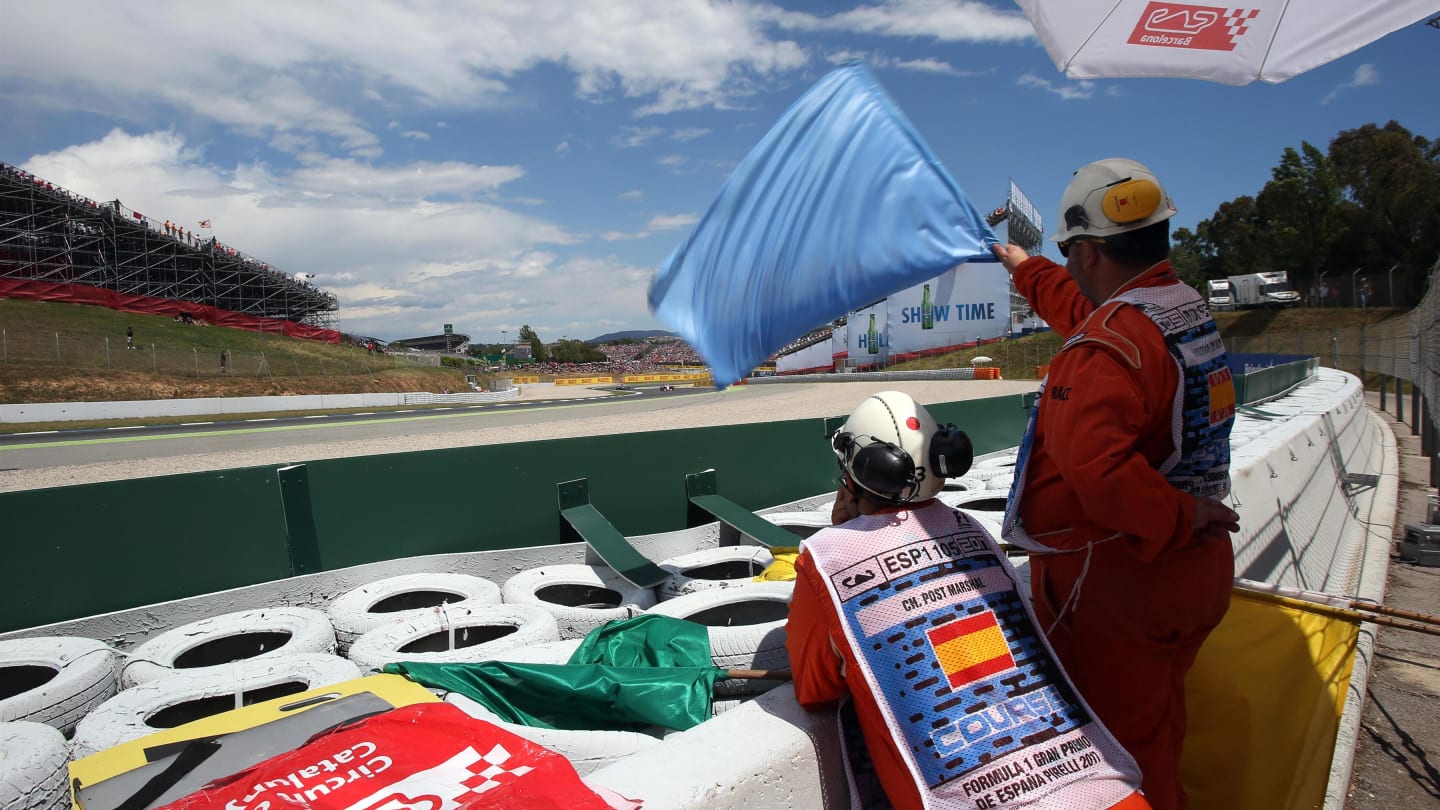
[[850, 439, 917, 501], [929, 424, 973, 479]]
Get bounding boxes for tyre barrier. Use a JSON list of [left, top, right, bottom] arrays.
[[760, 511, 833, 540], [502, 565, 656, 640], [645, 582, 794, 696], [346, 604, 561, 672], [444, 693, 662, 776], [942, 477, 988, 494], [0, 721, 69, 810], [973, 452, 1019, 470], [939, 490, 1010, 515], [326, 573, 503, 652], [656, 547, 776, 601], [71, 654, 360, 759], [122, 607, 337, 688], [0, 636, 119, 735]]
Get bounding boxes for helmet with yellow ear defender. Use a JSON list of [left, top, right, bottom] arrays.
[[831, 391, 973, 504], [1052, 158, 1176, 243]]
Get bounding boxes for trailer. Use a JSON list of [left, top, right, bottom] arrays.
[[1206, 279, 1234, 311], [1228, 272, 1302, 308]]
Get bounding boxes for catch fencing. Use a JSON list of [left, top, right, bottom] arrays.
[[1238, 257, 1440, 483]]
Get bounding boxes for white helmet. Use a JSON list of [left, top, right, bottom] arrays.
[[1052, 158, 1176, 244], [831, 391, 972, 504]]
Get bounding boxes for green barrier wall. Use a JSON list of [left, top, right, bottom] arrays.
[[0, 394, 1032, 633], [1234, 356, 1319, 405]]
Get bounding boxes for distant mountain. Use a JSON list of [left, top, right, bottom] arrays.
[[587, 329, 675, 344]]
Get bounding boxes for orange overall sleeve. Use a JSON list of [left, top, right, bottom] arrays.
[[786, 549, 847, 709]]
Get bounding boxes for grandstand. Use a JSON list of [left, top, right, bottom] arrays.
[[0, 162, 338, 333], [390, 332, 470, 352]]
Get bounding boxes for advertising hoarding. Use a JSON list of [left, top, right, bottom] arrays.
[[886, 262, 1010, 357], [849, 303, 889, 363]]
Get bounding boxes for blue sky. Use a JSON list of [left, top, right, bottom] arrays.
[[2, 1, 1436, 343]]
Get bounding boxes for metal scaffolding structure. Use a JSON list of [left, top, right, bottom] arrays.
[[0, 162, 338, 328]]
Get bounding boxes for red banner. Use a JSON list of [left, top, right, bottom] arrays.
[[0, 278, 343, 343], [158, 702, 631, 810]]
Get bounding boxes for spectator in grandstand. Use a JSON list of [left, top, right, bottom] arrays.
[[126, 325, 135, 349]]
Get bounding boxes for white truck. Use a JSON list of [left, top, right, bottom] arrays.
[[1228, 271, 1301, 308], [1206, 279, 1234, 311]]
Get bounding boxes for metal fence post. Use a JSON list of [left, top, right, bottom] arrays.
[[193, 347, 199, 377], [1412, 381, 1421, 437], [105, 337, 111, 368], [151, 343, 157, 372], [1396, 375, 1404, 424], [55, 332, 61, 363]]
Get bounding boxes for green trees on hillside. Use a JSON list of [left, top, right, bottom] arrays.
[[1170, 120, 1440, 303]]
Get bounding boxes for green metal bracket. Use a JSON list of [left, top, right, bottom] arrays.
[[685, 469, 801, 549], [557, 478, 669, 588], [1021, 391, 1040, 411], [277, 464, 323, 576], [823, 415, 846, 437]]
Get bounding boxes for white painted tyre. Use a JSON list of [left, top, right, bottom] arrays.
[[72, 654, 360, 759], [761, 511, 832, 541], [0, 721, 69, 810], [347, 604, 560, 672], [327, 573, 502, 651], [485, 639, 583, 665], [973, 452, 1019, 470], [445, 693, 661, 776], [942, 477, 988, 494], [645, 582, 793, 696], [0, 636, 119, 735], [943, 490, 1010, 515], [123, 608, 336, 688], [970, 465, 1017, 483], [985, 473, 1016, 491], [502, 565, 655, 640], [656, 546, 775, 601]]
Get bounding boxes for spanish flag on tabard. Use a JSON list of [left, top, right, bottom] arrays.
[[926, 611, 1015, 688]]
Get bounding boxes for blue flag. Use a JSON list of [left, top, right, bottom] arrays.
[[648, 63, 999, 386]]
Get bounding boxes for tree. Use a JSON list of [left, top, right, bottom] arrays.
[[518, 324, 547, 362], [1196, 195, 1271, 278], [1169, 226, 1209, 290], [1256, 142, 1345, 283], [1329, 121, 1440, 276], [550, 339, 606, 363]]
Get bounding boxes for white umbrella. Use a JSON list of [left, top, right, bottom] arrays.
[[1015, 1, 1438, 85], [971, 356, 995, 365]]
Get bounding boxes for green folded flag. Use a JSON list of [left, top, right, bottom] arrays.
[[383, 614, 723, 732]]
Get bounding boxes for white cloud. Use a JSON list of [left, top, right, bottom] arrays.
[[671, 128, 712, 141], [614, 126, 665, 148], [0, 1, 814, 144], [16, 129, 619, 338], [554, 141, 571, 154], [1018, 73, 1095, 101], [646, 213, 698, 231], [1322, 64, 1380, 105], [658, 154, 687, 169], [761, 0, 1035, 42], [618, 190, 645, 202], [891, 58, 958, 75], [399, 130, 431, 140], [600, 211, 698, 241]]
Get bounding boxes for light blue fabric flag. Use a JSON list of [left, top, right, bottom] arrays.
[[648, 63, 1000, 386]]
